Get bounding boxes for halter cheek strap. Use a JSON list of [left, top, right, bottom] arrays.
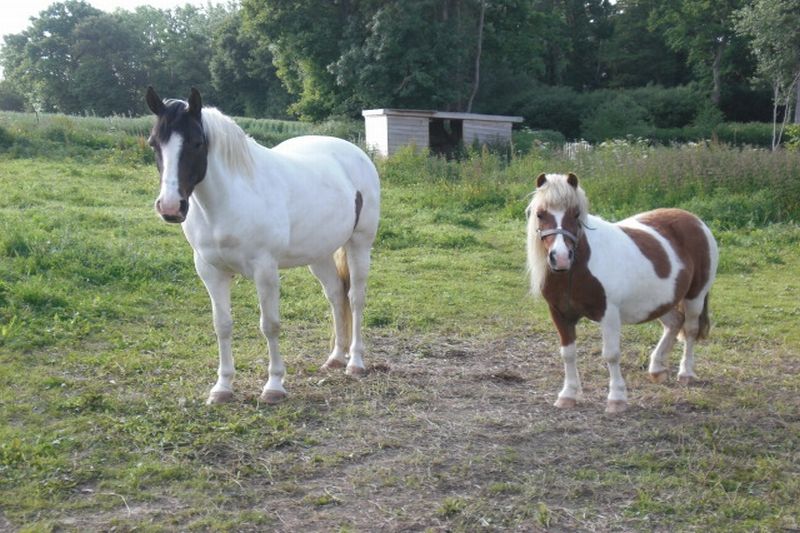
[[538, 227, 579, 244]]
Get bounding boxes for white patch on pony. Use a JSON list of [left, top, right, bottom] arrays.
[[548, 210, 574, 270], [156, 133, 184, 217]]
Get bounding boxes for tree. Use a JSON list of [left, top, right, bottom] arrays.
[[601, 0, 690, 88], [241, 0, 349, 120], [209, 10, 291, 117], [649, 0, 744, 106], [0, 1, 103, 113], [735, 0, 800, 149]]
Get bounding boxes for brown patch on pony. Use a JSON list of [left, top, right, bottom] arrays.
[[354, 191, 363, 229], [620, 227, 671, 279], [637, 209, 711, 300], [541, 235, 607, 346]]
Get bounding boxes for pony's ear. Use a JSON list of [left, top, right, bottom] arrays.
[[567, 173, 579, 189], [188, 88, 202, 119], [536, 173, 547, 188], [146, 86, 165, 116]]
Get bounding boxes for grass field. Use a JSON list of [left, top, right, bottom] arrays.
[[1, 112, 799, 531]]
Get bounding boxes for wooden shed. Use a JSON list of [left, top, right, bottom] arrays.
[[362, 108, 523, 157]]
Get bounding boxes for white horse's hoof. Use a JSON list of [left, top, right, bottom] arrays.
[[678, 374, 696, 385], [554, 397, 577, 409], [346, 365, 367, 378], [206, 390, 234, 405], [260, 390, 286, 405], [649, 370, 669, 384], [605, 400, 628, 414], [321, 358, 346, 371]]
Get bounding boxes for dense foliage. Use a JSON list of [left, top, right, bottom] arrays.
[[0, 0, 797, 141]]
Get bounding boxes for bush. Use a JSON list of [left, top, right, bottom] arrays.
[[581, 94, 652, 142]]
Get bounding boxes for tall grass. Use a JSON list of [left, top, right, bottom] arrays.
[[380, 142, 800, 231]]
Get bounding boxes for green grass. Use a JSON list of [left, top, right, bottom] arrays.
[[0, 113, 799, 530]]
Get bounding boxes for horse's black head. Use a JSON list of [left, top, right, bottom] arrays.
[[146, 86, 208, 223]]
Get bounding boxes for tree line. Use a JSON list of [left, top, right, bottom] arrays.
[[1, 0, 798, 142]]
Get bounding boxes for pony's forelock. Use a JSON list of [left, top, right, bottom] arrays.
[[526, 174, 589, 297]]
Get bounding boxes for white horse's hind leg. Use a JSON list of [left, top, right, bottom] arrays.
[[195, 256, 235, 404], [678, 296, 704, 384], [254, 265, 287, 404], [648, 308, 684, 383], [344, 241, 371, 376], [601, 308, 628, 413], [309, 257, 349, 370]]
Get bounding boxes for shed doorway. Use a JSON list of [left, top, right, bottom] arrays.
[[429, 118, 463, 157]]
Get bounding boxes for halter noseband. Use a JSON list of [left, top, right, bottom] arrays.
[[537, 227, 579, 244]]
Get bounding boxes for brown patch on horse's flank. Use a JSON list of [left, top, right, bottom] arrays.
[[354, 190, 363, 229], [620, 227, 671, 278], [637, 208, 712, 300]]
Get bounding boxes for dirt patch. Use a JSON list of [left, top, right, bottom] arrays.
[[52, 330, 800, 532]]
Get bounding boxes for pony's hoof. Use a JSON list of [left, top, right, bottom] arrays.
[[260, 390, 286, 405], [649, 370, 669, 384], [554, 397, 577, 409], [605, 400, 628, 414], [678, 374, 696, 386], [206, 390, 234, 405], [321, 358, 346, 371], [346, 365, 367, 378]]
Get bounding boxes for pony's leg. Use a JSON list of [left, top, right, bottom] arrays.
[[601, 308, 628, 413], [551, 318, 581, 409], [195, 256, 235, 404], [678, 296, 704, 384], [344, 241, 371, 376], [254, 264, 287, 404], [309, 257, 349, 370], [648, 308, 684, 383]]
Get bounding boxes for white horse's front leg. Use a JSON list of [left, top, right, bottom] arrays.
[[601, 308, 628, 413], [255, 265, 287, 405], [195, 256, 235, 404]]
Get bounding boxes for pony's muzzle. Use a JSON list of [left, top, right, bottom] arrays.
[[548, 248, 574, 271]]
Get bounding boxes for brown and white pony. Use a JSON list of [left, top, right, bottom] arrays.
[[526, 173, 718, 413]]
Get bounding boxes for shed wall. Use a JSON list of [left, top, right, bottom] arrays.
[[463, 120, 512, 146]]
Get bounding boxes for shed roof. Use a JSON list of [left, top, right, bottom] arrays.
[[362, 108, 523, 123]]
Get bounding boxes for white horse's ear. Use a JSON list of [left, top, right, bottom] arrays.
[[146, 86, 164, 116], [188, 88, 202, 119], [536, 173, 547, 188], [567, 173, 579, 188]]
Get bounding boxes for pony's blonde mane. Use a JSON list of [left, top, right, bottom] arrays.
[[526, 173, 590, 297], [201, 107, 256, 178]]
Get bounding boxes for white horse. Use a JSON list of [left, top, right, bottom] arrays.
[[527, 173, 718, 413], [146, 87, 380, 405]]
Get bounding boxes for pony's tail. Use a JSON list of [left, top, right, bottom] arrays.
[[696, 293, 711, 341], [332, 247, 353, 350]]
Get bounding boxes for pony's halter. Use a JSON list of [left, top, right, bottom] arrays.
[[537, 227, 579, 244]]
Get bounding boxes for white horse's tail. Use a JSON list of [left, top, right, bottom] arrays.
[[333, 247, 353, 350]]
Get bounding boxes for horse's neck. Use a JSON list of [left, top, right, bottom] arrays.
[[192, 144, 273, 214]]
